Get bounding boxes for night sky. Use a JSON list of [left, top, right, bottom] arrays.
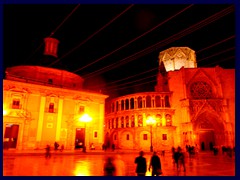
[[3, 4, 236, 98]]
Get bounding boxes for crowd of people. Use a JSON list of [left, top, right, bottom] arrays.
[[44, 142, 234, 175]]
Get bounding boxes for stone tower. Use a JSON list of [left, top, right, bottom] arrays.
[[158, 47, 197, 72]]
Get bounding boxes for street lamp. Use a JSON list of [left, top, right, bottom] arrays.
[[79, 114, 92, 152], [146, 116, 156, 152]]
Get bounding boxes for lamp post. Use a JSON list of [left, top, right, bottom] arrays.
[[146, 116, 156, 152], [79, 114, 92, 152]]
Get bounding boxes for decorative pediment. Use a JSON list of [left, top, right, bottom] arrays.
[[73, 95, 93, 102], [186, 68, 217, 87]]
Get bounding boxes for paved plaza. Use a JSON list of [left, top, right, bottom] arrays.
[[3, 150, 235, 176]]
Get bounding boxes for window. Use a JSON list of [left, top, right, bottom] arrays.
[[116, 118, 118, 128], [146, 96, 151, 108], [162, 134, 167, 140], [190, 81, 213, 99], [126, 116, 129, 127], [12, 99, 20, 109], [143, 134, 148, 140], [79, 106, 85, 113], [126, 134, 129, 140], [121, 117, 124, 128], [138, 115, 143, 127], [138, 97, 142, 108], [130, 98, 134, 109], [94, 131, 98, 138], [166, 114, 172, 126], [131, 115, 135, 127], [112, 118, 114, 129], [49, 103, 54, 113], [48, 79, 53, 84], [114, 134, 117, 140], [125, 99, 129, 110], [121, 100, 124, 110]]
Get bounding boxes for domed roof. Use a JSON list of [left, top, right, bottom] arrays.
[[5, 65, 84, 90]]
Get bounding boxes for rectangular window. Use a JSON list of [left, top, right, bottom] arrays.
[[12, 99, 20, 109], [143, 134, 148, 140], [162, 134, 167, 140], [79, 106, 85, 114], [126, 134, 129, 140], [49, 103, 54, 113], [114, 134, 117, 140], [94, 131, 98, 138], [48, 79, 53, 84]]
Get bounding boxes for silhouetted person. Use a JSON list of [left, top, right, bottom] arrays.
[[60, 144, 64, 152], [54, 142, 59, 151], [134, 151, 147, 176], [104, 157, 116, 176], [45, 144, 51, 158], [178, 147, 186, 172], [149, 151, 162, 176]]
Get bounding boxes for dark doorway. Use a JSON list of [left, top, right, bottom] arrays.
[[199, 130, 214, 151], [4, 124, 19, 149], [75, 128, 85, 149]]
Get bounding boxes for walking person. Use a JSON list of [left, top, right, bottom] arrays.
[[45, 144, 51, 159], [148, 151, 162, 176], [134, 151, 147, 176], [104, 157, 116, 176], [178, 147, 186, 172]]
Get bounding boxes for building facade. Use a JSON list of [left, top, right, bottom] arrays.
[[3, 65, 108, 150], [105, 47, 235, 151]]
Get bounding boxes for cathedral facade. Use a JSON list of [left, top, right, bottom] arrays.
[[105, 47, 235, 151]]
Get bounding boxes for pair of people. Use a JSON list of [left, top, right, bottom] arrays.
[[134, 151, 162, 176]]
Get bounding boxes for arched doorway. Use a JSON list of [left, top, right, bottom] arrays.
[[193, 111, 226, 151]]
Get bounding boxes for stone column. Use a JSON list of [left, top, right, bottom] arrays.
[[66, 120, 75, 150], [36, 95, 46, 148], [56, 97, 63, 141], [22, 119, 31, 150]]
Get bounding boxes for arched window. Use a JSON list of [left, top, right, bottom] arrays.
[[116, 117, 118, 128], [165, 96, 170, 107], [121, 100, 124, 110], [166, 114, 172, 126], [126, 116, 129, 127], [108, 119, 111, 129], [156, 114, 162, 127], [146, 96, 151, 108], [138, 97, 142, 108], [155, 96, 161, 107], [138, 115, 143, 127], [116, 101, 119, 111], [131, 115, 135, 127], [130, 98, 134, 109], [121, 117, 124, 128], [125, 99, 129, 110], [190, 81, 213, 99], [112, 118, 114, 129], [111, 102, 115, 112]]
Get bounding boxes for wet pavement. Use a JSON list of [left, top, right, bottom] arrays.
[[3, 150, 235, 176]]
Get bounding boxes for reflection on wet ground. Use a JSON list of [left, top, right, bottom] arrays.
[[3, 152, 235, 176]]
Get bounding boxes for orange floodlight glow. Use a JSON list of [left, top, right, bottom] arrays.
[[146, 116, 156, 125], [79, 114, 92, 123]]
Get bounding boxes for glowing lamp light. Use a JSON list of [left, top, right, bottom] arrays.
[[146, 116, 156, 125], [79, 114, 92, 123], [3, 109, 8, 116], [3, 106, 8, 116], [146, 116, 156, 152]]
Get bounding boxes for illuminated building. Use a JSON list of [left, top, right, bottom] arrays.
[[3, 38, 108, 150], [105, 47, 235, 151]]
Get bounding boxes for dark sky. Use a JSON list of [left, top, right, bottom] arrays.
[[3, 4, 235, 98]]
